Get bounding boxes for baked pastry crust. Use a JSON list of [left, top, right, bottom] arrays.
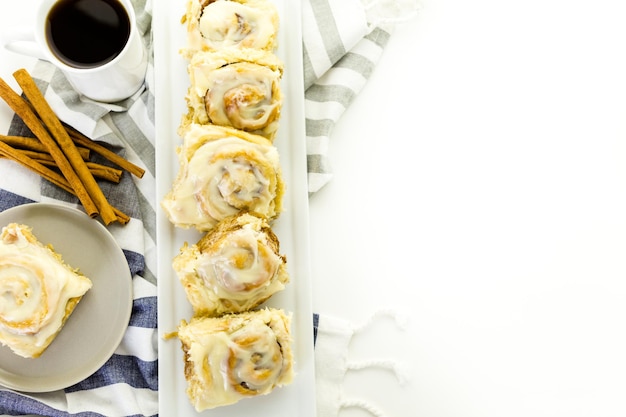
[[173, 211, 289, 316], [181, 0, 279, 58], [161, 123, 285, 232], [177, 308, 294, 411], [0, 223, 92, 358], [182, 48, 283, 140]]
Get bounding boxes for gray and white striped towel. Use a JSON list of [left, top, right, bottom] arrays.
[[303, 0, 419, 194]]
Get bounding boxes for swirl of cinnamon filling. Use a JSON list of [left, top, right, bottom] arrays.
[[210, 234, 278, 292], [184, 49, 283, 140], [0, 223, 92, 358], [182, 0, 279, 57], [173, 212, 288, 316], [177, 308, 294, 411], [162, 124, 284, 232], [226, 320, 284, 395], [0, 254, 49, 335]]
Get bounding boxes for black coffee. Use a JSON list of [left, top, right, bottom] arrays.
[[46, 0, 130, 69]]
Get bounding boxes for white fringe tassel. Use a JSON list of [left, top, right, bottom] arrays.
[[347, 358, 409, 386], [341, 398, 388, 417]]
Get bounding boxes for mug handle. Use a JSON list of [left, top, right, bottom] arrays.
[[0, 27, 46, 60]]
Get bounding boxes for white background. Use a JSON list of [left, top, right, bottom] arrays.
[[2, 0, 626, 416], [308, 1, 626, 416]]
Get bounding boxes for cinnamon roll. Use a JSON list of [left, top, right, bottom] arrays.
[[182, 48, 283, 140], [161, 123, 285, 232], [181, 0, 279, 58], [0, 223, 92, 358], [177, 308, 294, 410], [173, 211, 288, 316]]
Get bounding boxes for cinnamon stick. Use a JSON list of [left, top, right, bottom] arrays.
[[0, 136, 91, 160], [13, 69, 117, 225], [0, 141, 129, 224], [65, 125, 146, 178], [83, 162, 123, 183], [23, 147, 88, 162], [29, 157, 123, 183], [0, 76, 99, 218], [0, 135, 48, 153]]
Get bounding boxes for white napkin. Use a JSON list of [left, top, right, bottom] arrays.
[[303, 0, 419, 194]]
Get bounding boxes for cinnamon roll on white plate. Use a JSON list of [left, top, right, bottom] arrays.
[[173, 211, 289, 316], [181, 0, 279, 58], [0, 223, 92, 358], [182, 48, 283, 140], [176, 308, 294, 411], [161, 123, 285, 232]]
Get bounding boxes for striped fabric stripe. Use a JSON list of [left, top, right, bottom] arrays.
[[303, 2, 391, 193], [0, 0, 157, 415]]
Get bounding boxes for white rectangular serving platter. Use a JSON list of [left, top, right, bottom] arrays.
[[153, 0, 316, 416]]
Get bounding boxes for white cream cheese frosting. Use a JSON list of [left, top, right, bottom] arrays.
[[182, 0, 279, 57], [173, 212, 289, 316], [188, 55, 283, 138], [0, 223, 92, 358], [177, 308, 294, 411], [161, 123, 284, 232]]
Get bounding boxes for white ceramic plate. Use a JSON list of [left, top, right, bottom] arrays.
[[0, 202, 133, 392], [154, 0, 316, 415]]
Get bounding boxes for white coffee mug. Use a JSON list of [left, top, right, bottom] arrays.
[[0, 0, 148, 103]]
